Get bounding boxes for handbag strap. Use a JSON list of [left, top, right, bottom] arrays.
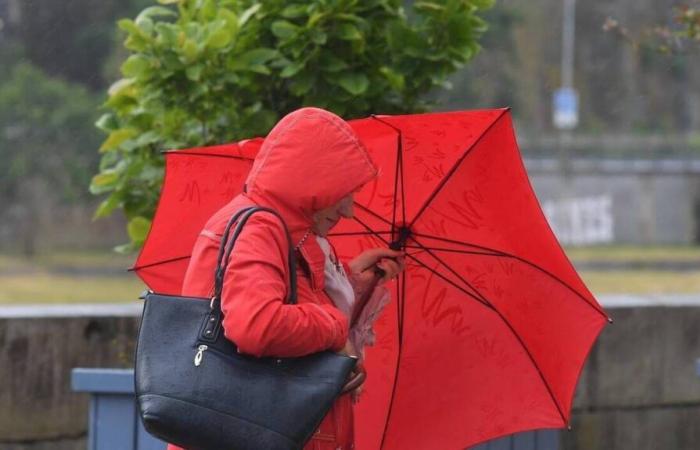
[[211, 206, 298, 313]]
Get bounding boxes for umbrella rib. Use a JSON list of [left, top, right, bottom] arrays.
[[404, 253, 493, 309], [352, 216, 393, 246], [391, 128, 402, 241], [129, 255, 190, 271], [491, 309, 569, 426], [399, 133, 407, 226], [353, 215, 571, 438], [370, 115, 407, 229], [165, 151, 255, 161], [409, 238, 569, 426], [404, 244, 502, 257], [411, 232, 609, 320], [407, 108, 509, 230], [351, 218, 491, 307], [353, 202, 393, 226], [407, 238, 492, 305], [369, 115, 402, 241], [328, 231, 393, 237], [380, 269, 406, 450]]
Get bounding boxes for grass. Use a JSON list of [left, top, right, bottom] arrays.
[[578, 270, 700, 294], [0, 274, 146, 303], [563, 245, 700, 262], [1, 247, 700, 303], [0, 250, 144, 303]]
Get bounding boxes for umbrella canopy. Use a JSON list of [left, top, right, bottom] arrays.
[[333, 109, 609, 449], [133, 139, 262, 294], [132, 108, 609, 449]]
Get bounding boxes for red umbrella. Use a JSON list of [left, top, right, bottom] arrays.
[[132, 138, 262, 294], [132, 108, 609, 450]]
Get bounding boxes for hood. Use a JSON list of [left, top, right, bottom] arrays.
[[245, 107, 378, 237]]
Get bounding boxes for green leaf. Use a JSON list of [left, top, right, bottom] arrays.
[[127, 216, 152, 244], [95, 113, 119, 132], [336, 73, 369, 95], [238, 4, 261, 27], [99, 128, 139, 152], [312, 30, 327, 45], [155, 23, 178, 45], [135, 17, 154, 35], [93, 195, 121, 219], [90, 171, 119, 194], [157, 0, 181, 4], [138, 6, 177, 21], [218, 9, 239, 31], [121, 55, 151, 78], [107, 78, 135, 97], [308, 12, 326, 27], [414, 2, 446, 13], [280, 61, 305, 78], [271, 20, 299, 39], [181, 39, 199, 62], [281, 4, 308, 19], [238, 48, 279, 66], [118, 19, 143, 36], [207, 27, 233, 49], [319, 53, 349, 72], [134, 130, 161, 147], [185, 65, 204, 81], [248, 65, 271, 75], [336, 23, 362, 40], [379, 66, 405, 90], [289, 71, 314, 95], [335, 13, 366, 25]]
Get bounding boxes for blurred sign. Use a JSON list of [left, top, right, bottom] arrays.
[[542, 195, 613, 245], [553, 87, 579, 129]]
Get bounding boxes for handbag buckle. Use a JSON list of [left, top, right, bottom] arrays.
[[200, 311, 222, 342]]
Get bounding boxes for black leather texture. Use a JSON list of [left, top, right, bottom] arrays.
[[134, 207, 356, 450]]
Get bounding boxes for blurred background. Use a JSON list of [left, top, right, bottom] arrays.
[[1, 0, 699, 449]]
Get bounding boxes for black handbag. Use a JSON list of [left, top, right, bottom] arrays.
[[134, 206, 357, 450]]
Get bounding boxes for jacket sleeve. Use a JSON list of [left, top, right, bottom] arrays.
[[220, 213, 348, 358]]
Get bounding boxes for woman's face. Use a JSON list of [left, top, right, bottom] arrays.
[[312, 193, 354, 237]]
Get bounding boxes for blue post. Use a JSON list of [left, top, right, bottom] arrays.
[[71, 368, 166, 450]]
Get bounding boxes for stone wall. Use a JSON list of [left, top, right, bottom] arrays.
[[0, 305, 141, 450], [563, 297, 700, 450], [526, 159, 700, 245], [1, 300, 698, 449]]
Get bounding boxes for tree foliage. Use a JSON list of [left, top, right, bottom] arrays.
[[92, 0, 493, 250], [604, 3, 700, 55], [0, 63, 101, 203]]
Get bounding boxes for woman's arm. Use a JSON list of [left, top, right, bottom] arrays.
[[220, 213, 348, 358]]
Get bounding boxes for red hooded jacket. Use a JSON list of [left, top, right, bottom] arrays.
[[167, 107, 378, 450]]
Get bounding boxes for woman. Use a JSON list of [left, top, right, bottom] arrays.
[[169, 107, 404, 450]]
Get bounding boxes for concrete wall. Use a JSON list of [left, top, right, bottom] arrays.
[[1, 300, 699, 449], [563, 297, 700, 450], [0, 305, 141, 450], [525, 159, 700, 245]]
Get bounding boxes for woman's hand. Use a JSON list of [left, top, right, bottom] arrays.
[[348, 248, 405, 284], [337, 338, 359, 359], [338, 338, 365, 400]]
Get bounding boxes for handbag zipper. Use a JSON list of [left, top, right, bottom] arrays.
[[194, 344, 208, 366]]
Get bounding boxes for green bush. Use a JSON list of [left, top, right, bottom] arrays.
[[92, 0, 493, 250], [0, 63, 101, 203]]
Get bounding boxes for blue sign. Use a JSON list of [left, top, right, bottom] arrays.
[[553, 87, 579, 129]]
